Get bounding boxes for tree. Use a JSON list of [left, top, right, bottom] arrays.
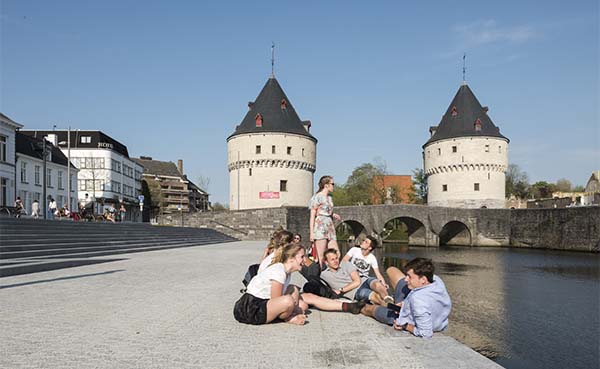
[[411, 168, 428, 204], [212, 202, 228, 211], [555, 178, 572, 192], [573, 185, 585, 192], [344, 163, 383, 205], [529, 181, 557, 199], [505, 164, 530, 199], [196, 175, 210, 193]]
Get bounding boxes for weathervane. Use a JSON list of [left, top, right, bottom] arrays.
[[462, 52, 467, 85], [271, 42, 275, 78]]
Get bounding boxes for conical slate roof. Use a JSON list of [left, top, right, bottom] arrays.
[[424, 84, 508, 147], [228, 77, 316, 142]]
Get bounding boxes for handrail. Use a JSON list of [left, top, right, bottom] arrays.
[[208, 219, 249, 235]]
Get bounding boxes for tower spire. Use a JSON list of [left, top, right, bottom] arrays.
[[462, 52, 467, 85], [271, 42, 275, 78]]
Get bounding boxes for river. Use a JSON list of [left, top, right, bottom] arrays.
[[340, 242, 600, 369]]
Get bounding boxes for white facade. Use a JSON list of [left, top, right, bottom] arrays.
[[69, 148, 143, 218], [0, 115, 23, 207], [16, 152, 78, 214], [228, 132, 316, 210], [424, 136, 508, 208]]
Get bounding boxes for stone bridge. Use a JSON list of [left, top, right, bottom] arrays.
[[159, 205, 600, 252]]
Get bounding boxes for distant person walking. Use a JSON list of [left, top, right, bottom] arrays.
[[31, 199, 40, 218], [48, 197, 57, 220], [309, 175, 341, 266]]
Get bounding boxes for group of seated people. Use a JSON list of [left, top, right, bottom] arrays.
[[234, 230, 452, 338]]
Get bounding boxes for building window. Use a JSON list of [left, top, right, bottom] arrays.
[[302, 148, 305, 157], [442, 184, 448, 192], [35, 166, 41, 185], [452, 146, 457, 153], [281, 99, 287, 109], [280, 180, 287, 192], [80, 136, 91, 144], [58, 171, 64, 189], [255, 113, 263, 127], [249, 168, 252, 176], [474, 119, 482, 131], [256, 145, 261, 154], [20, 162, 27, 183], [111, 181, 121, 193], [287, 147, 292, 155], [78, 180, 86, 191], [272, 145, 276, 154], [498, 146, 502, 153], [427, 150, 430, 158], [485, 145, 490, 152], [438, 148, 441, 156], [0, 177, 7, 206], [46, 169, 52, 187], [451, 106, 458, 117], [488, 173, 490, 180], [0, 135, 6, 162], [112, 159, 121, 173], [474, 183, 480, 191]]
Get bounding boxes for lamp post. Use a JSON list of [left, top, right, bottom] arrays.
[[59, 126, 72, 211], [42, 137, 47, 220]]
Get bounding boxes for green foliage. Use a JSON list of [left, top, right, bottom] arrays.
[[331, 184, 352, 206], [412, 168, 427, 204], [573, 185, 585, 192], [505, 164, 530, 198], [212, 202, 228, 211], [344, 163, 383, 205], [529, 181, 557, 199], [555, 178, 572, 192]]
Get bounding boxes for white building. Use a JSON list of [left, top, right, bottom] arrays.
[[423, 83, 509, 208], [21, 130, 144, 221], [0, 113, 24, 208], [16, 132, 78, 214], [227, 77, 317, 210]]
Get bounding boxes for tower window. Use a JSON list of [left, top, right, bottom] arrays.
[[488, 172, 490, 180], [281, 99, 287, 109], [302, 148, 305, 157], [474, 183, 480, 191], [249, 168, 252, 176], [255, 113, 263, 127], [287, 147, 292, 155], [272, 145, 276, 154], [256, 145, 261, 154], [452, 146, 457, 153], [485, 145, 490, 152], [442, 184, 448, 192], [437, 148, 441, 156], [280, 180, 287, 192], [474, 118, 482, 131], [498, 146, 502, 153], [451, 106, 458, 117]]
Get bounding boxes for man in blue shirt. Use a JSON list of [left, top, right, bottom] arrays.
[[360, 258, 452, 338]]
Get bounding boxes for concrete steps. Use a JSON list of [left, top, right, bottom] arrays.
[[0, 217, 238, 277]]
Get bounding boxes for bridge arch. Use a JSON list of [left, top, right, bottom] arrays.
[[336, 220, 368, 241], [382, 216, 427, 246], [439, 221, 472, 246]]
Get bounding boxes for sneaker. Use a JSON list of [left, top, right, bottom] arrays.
[[384, 295, 395, 305], [347, 300, 366, 315]]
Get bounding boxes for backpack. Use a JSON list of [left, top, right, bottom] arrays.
[[240, 264, 260, 293], [302, 277, 340, 300]]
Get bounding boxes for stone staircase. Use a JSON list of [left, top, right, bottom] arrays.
[[0, 217, 237, 277]]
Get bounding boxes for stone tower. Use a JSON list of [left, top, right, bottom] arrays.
[[423, 83, 509, 208], [227, 77, 317, 210]]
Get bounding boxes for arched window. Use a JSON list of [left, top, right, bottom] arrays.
[[255, 113, 263, 127], [474, 118, 482, 131]]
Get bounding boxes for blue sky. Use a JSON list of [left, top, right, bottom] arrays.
[[1, 0, 598, 204]]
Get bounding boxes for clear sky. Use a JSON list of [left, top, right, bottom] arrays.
[[1, 0, 598, 204]]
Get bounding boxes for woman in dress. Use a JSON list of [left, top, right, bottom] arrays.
[[309, 175, 341, 266]]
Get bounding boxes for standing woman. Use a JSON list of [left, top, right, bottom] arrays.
[[309, 175, 341, 265]]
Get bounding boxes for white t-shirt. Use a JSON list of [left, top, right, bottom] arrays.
[[258, 253, 274, 272], [345, 247, 378, 279], [247, 263, 291, 299]]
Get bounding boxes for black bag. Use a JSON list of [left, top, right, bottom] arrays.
[[302, 277, 340, 299], [242, 264, 260, 287], [299, 261, 321, 281]]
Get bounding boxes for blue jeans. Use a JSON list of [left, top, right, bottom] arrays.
[[47, 209, 54, 220], [373, 279, 411, 325], [354, 277, 378, 301]]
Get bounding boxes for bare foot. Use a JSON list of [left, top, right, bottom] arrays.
[[287, 314, 307, 325]]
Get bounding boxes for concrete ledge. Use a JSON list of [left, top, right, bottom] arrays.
[[0, 241, 503, 368]]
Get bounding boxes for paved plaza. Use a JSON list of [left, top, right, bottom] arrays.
[[0, 240, 503, 368]]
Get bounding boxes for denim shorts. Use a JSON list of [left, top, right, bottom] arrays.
[[373, 279, 410, 325], [354, 277, 378, 301]]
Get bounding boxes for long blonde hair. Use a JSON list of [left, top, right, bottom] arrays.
[[317, 175, 333, 193], [271, 243, 303, 265]]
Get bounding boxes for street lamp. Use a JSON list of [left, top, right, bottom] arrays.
[[58, 126, 71, 211]]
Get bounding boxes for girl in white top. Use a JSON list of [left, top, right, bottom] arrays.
[[258, 230, 293, 272], [235, 243, 307, 325]]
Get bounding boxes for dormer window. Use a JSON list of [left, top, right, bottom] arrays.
[[255, 113, 263, 127], [281, 99, 287, 110], [451, 106, 458, 117], [474, 118, 482, 131]]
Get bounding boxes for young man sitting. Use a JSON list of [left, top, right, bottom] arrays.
[[320, 248, 393, 305], [361, 258, 452, 338]]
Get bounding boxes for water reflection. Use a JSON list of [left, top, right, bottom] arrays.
[[340, 242, 600, 369]]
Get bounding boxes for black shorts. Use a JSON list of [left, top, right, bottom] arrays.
[[233, 293, 269, 325]]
